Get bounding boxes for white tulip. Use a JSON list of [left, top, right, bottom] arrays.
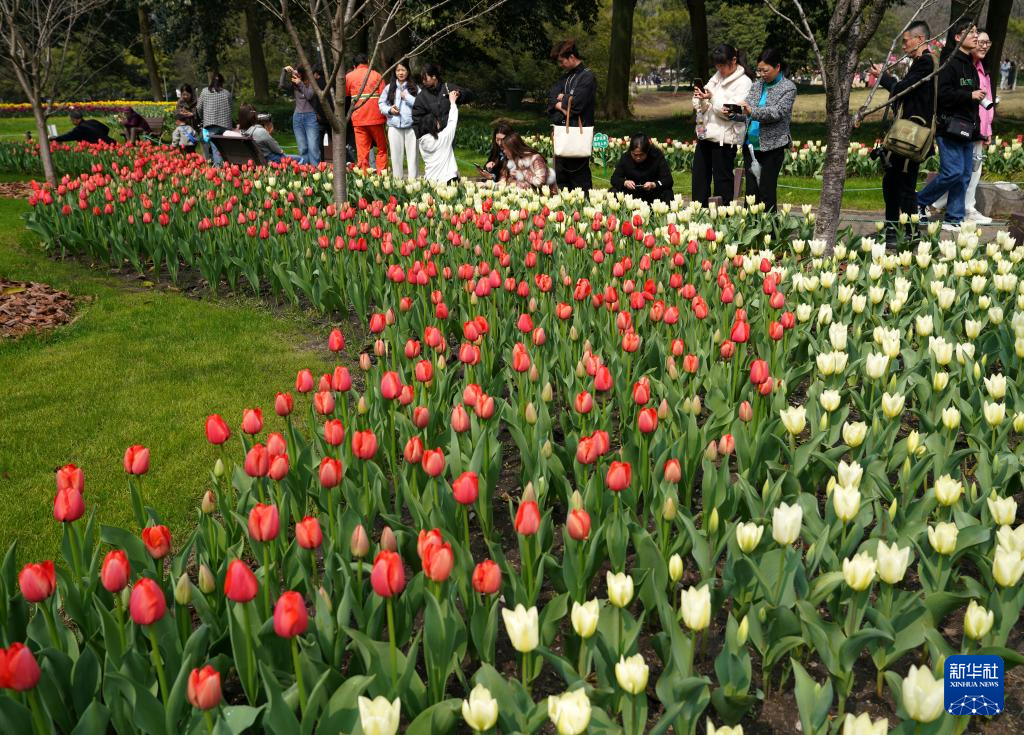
[[902, 666, 944, 723], [735, 522, 764, 552], [680, 584, 711, 631], [933, 475, 963, 507], [358, 696, 401, 735], [547, 689, 591, 735], [606, 571, 634, 608], [779, 405, 806, 436], [842, 552, 876, 591], [462, 684, 499, 732], [993, 547, 1024, 587], [842, 712, 888, 735], [615, 653, 650, 694], [772, 502, 803, 545], [501, 604, 539, 653], [987, 493, 1017, 526], [963, 600, 994, 641], [983, 401, 1006, 427], [928, 522, 958, 555], [842, 421, 867, 448], [833, 484, 861, 523], [876, 541, 910, 584], [836, 460, 863, 488]]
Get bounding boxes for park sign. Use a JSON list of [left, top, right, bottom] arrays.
[[593, 133, 609, 150]]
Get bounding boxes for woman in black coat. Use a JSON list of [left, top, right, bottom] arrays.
[[610, 134, 673, 203], [411, 62, 474, 139]]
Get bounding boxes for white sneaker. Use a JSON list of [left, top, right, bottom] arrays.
[[941, 221, 961, 233], [965, 209, 993, 225]]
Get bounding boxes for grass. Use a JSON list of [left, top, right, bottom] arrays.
[[0, 197, 337, 564]]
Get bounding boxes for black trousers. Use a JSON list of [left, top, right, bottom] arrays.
[[692, 139, 738, 205], [882, 152, 920, 240], [742, 145, 785, 212], [555, 156, 592, 193]]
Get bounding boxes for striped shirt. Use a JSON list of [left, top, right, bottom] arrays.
[[197, 87, 233, 129]]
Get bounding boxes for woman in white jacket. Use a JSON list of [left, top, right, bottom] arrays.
[[691, 44, 752, 205], [419, 89, 460, 183]]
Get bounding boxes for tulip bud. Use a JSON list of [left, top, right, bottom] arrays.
[[351, 524, 370, 557], [357, 395, 369, 414], [379, 526, 397, 553], [737, 615, 749, 645], [525, 402, 537, 425], [198, 564, 216, 594], [668, 553, 683, 582], [680, 584, 711, 631], [213, 459, 225, 478], [174, 572, 192, 604], [704, 441, 719, 462], [522, 482, 537, 504], [888, 500, 898, 521], [542, 382, 553, 402], [963, 600, 994, 641], [542, 440, 553, 458], [571, 599, 600, 638], [662, 495, 677, 521], [570, 490, 584, 510], [606, 571, 634, 608], [201, 490, 216, 514], [317, 585, 333, 614], [708, 507, 719, 533]]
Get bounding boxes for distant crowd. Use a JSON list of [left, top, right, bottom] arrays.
[[46, 26, 1010, 235]]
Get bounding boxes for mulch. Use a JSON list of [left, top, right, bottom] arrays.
[[0, 182, 36, 199], [0, 279, 77, 338]]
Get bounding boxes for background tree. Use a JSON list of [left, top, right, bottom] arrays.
[[243, 0, 271, 102], [0, 0, 109, 185], [604, 0, 639, 118], [687, 0, 708, 80], [985, 0, 1013, 90], [138, 4, 162, 100]]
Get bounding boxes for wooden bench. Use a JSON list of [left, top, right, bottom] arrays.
[[209, 135, 267, 167], [143, 117, 166, 143]]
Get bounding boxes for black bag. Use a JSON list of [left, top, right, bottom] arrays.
[[943, 115, 975, 140]]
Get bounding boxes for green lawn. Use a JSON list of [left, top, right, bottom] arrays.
[[0, 197, 337, 564]]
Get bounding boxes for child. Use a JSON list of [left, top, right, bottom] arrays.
[[171, 113, 198, 152]]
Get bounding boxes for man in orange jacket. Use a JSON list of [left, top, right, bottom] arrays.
[[345, 54, 388, 172]]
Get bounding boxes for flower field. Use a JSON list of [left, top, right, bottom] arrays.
[[1, 146, 1023, 735], [0, 101, 177, 118]]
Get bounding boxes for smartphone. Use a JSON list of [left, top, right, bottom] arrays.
[[723, 103, 742, 115], [693, 78, 705, 93]]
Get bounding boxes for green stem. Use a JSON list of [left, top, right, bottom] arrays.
[[775, 547, 787, 606], [66, 522, 83, 579], [522, 650, 531, 693], [27, 689, 49, 735], [387, 597, 398, 688], [632, 693, 641, 735], [41, 600, 62, 651], [147, 625, 170, 705], [521, 536, 533, 604], [578, 638, 588, 678], [262, 544, 273, 615], [618, 607, 625, 657], [463, 505, 471, 552], [291, 637, 307, 715], [204, 710, 216, 733]]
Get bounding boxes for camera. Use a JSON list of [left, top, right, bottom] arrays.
[[869, 146, 886, 161]]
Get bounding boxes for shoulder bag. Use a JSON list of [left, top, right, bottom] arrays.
[[552, 76, 594, 158], [881, 56, 938, 162]]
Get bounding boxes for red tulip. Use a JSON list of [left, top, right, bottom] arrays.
[[452, 471, 479, 505], [567, 508, 591, 541], [0, 643, 40, 691], [352, 430, 378, 460], [606, 461, 632, 492], [404, 436, 425, 464], [380, 371, 402, 400], [749, 359, 770, 385], [129, 578, 166, 625], [295, 516, 322, 549], [205, 414, 231, 445], [101, 550, 131, 593], [592, 430, 611, 455], [720, 340, 735, 360], [421, 448, 446, 477], [267, 432, 286, 456], [719, 434, 735, 455], [632, 379, 651, 405], [323, 419, 345, 446], [53, 487, 85, 522], [663, 458, 682, 483], [414, 359, 433, 383], [248, 503, 279, 542], [769, 321, 784, 341], [187, 665, 222, 710], [268, 453, 289, 481], [682, 354, 699, 373], [370, 550, 406, 597], [412, 406, 430, 429], [332, 366, 352, 392], [515, 500, 541, 535], [475, 395, 495, 420], [451, 404, 471, 433], [511, 342, 531, 372], [123, 445, 150, 475], [241, 408, 263, 435], [739, 401, 753, 422], [55, 464, 84, 494], [576, 436, 598, 465], [472, 559, 502, 594], [594, 366, 613, 392], [273, 591, 308, 638], [575, 391, 593, 414], [224, 560, 259, 603], [314, 390, 335, 415], [275, 391, 295, 416], [244, 444, 269, 477], [463, 384, 482, 407], [18, 561, 56, 602], [319, 457, 342, 487], [328, 328, 345, 352], [422, 540, 454, 582], [141, 525, 172, 559], [730, 320, 750, 344], [638, 407, 658, 434]]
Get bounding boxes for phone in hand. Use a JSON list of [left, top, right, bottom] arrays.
[[693, 78, 705, 93], [723, 103, 743, 115]]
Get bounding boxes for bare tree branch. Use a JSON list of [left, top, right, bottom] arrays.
[[761, 0, 827, 93]]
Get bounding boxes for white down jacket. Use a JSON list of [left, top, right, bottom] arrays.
[[692, 66, 753, 147]]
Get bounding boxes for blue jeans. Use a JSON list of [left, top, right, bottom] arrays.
[[204, 125, 227, 165], [292, 111, 321, 165], [917, 136, 974, 224]]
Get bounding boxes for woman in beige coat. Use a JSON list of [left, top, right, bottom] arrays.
[[691, 44, 752, 205]]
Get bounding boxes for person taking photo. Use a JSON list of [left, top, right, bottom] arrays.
[[691, 44, 751, 205]]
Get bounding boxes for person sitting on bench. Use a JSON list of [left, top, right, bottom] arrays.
[[120, 107, 151, 143], [238, 104, 301, 164]]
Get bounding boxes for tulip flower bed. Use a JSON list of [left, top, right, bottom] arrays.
[[4, 154, 1024, 735], [0, 101, 177, 118], [514, 134, 1024, 180], [0, 140, 200, 177]]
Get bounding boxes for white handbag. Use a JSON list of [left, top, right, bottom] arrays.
[[552, 95, 594, 158]]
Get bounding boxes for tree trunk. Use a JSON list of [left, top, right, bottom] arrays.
[[244, 2, 270, 102], [949, 0, 982, 27], [137, 5, 162, 101], [31, 100, 56, 186], [985, 0, 1012, 92], [816, 82, 852, 244], [686, 0, 709, 81], [604, 0, 637, 119]]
